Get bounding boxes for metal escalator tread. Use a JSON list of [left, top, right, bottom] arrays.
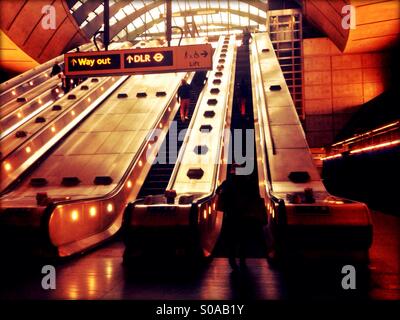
[[137, 73, 206, 198]]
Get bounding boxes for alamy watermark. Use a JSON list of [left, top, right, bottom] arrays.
[[41, 5, 56, 30], [341, 265, 356, 290], [41, 265, 56, 290], [144, 123, 255, 176], [341, 5, 356, 30]]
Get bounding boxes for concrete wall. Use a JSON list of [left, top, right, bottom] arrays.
[[303, 37, 390, 147]]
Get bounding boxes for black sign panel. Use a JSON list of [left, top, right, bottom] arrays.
[[123, 51, 173, 69], [64, 44, 212, 77], [67, 54, 120, 72]]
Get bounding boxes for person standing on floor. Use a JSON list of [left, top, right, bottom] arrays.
[[217, 164, 250, 270], [177, 79, 192, 123]]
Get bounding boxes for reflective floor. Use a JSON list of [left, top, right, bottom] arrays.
[[0, 210, 398, 300]]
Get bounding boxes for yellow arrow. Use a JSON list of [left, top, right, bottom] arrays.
[[72, 59, 77, 66], [126, 55, 134, 63], [153, 53, 164, 63]]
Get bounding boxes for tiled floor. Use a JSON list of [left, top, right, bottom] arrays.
[[0, 210, 398, 300]]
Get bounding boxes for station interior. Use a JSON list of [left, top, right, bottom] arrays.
[[0, 0, 399, 302]]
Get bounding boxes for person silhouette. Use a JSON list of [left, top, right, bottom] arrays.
[[177, 79, 192, 123], [217, 163, 254, 270]]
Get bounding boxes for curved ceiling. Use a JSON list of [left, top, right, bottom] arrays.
[[302, 0, 400, 53], [67, 0, 268, 42]]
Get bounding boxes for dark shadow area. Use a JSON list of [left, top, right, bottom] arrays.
[[323, 145, 400, 215], [282, 260, 371, 300]]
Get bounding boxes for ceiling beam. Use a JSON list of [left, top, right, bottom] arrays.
[[110, 0, 164, 39], [81, 1, 128, 38], [110, 1, 266, 39], [117, 8, 263, 41], [73, 0, 102, 26]]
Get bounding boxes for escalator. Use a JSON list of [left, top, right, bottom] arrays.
[[123, 35, 236, 260], [213, 44, 267, 258], [137, 72, 207, 198]]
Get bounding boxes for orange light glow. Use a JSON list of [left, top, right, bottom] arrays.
[[127, 180, 132, 188], [203, 209, 207, 219], [159, 123, 163, 128], [25, 146, 31, 153], [55, 88, 59, 93], [101, 87, 104, 91], [87, 97, 91, 102], [17, 112, 22, 118], [4, 162, 12, 171], [106, 203, 114, 213], [350, 140, 400, 154], [321, 154, 342, 161], [12, 90, 16, 96], [168, 107, 171, 112], [138, 160, 143, 167], [71, 210, 79, 221], [71, 110, 76, 116], [89, 207, 97, 217], [332, 121, 399, 147], [29, 81, 33, 86], [38, 99, 42, 104], [208, 206, 211, 215], [51, 126, 56, 133]]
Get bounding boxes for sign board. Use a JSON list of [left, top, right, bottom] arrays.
[[64, 44, 212, 77]]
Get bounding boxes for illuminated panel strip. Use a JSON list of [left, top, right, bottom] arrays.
[[320, 154, 342, 161], [331, 121, 400, 147], [322, 139, 400, 160], [349, 139, 400, 154], [0, 100, 54, 139]]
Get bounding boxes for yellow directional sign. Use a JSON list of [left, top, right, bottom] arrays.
[[64, 44, 212, 77]]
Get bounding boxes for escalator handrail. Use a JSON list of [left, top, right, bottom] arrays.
[[250, 35, 275, 195], [0, 43, 94, 94], [166, 35, 237, 204], [45, 72, 194, 209]]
